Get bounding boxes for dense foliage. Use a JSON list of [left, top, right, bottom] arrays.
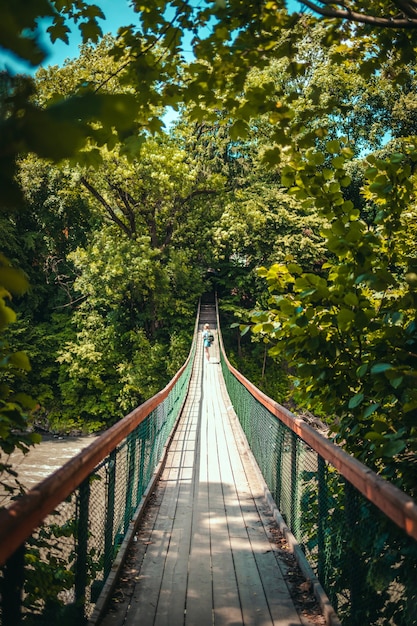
[[247, 140, 417, 493], [0, 0, 416, 500]]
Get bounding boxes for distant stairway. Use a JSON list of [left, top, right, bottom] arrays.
[[199, 292, 217, 328]]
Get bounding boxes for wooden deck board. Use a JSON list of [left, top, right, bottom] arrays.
[[100, 327, 303, 626]]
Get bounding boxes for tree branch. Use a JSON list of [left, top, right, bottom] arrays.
[[175, 188, 218, 209], [80, 176, 132, 238], [93, 1, 189, 93], [106, 181, 137, 236], [300, 0, 417, 28]]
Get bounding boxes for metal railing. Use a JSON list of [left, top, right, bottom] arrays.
[[0, 316, 198, 626], [218, 322, 417, 625]]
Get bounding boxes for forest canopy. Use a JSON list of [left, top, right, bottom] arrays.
[[0, 0, 416, 496]]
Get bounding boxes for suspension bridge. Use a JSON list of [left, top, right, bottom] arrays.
[[0, 299, 416, 626]]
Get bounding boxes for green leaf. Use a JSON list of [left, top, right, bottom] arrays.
[[0, 264, 29, 295], [390, 377, 404, 389], [344, 293, 358, 307], [46, 21, 70, 44], [363, 403, 381, 419], [364, 431, 384, 441], [29, 432, 43, 445], [370, 363, 393, 374], [264, 147, 283, 166], [229, 119, 249, 140], [337, 308, 355, 329], [307, 151, 325, 166], [0, 302, 16, 329], [76, 148, 103, 168], [404, 400, 417, 413], [326, 140, 340, 153], [356, 364, 368, 378], [369, 417, 386, 432], [390, 153, 405, 164], [9, 352, 31, 371], [13, 392, 36, 408], [79, 19, 103, 44], [348, 393, 364, 409], [380, 440, 406, 457], [287, 263, 303, 275], [332, 155, 345, 169]]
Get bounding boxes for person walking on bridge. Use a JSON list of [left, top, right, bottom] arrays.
[[202, 323, 212, 362]]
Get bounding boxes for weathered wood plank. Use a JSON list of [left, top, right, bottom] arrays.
[[154, 364, 204, 626], [185, 368, 213, 625], [122, 359, 203, 626], [101, 329, 303, 626]]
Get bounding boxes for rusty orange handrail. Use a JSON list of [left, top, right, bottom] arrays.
[[0, 335, 195, 567], [217, 310, 417, 542]]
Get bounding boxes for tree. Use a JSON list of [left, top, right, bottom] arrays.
[[298, 0, 417, 29], [0, 254, 41, 497], [33, 128, 225, 430], [245, 138, 417, 494], [1, 0, 416, 470]]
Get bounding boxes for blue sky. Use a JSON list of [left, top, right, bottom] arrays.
[[43, 0, 140, 66], [0, 0, 139, 74], [1, 0, 304, 74]]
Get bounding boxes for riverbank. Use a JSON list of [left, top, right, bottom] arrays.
[[5, 433, 97, 492]]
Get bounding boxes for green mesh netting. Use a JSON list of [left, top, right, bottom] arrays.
[[221, 354, 417, 626]]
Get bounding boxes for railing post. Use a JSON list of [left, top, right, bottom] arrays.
[[344, 480, 361, 621], [274, 426, 284, 509], [137, 427, 147, 502], [290, 431, 300, 539], [124, 434, 136, 533], [317, 455, 327, 583], [147, 415, 157, 481], [2, 542, 25, 626], [104, 449, 116, 579], [75, 477, 90, 622]]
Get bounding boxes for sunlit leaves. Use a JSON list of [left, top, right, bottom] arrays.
[[0, 255, 28, 298], [229, 119, 249, 140], [1, 0, 417, 490], [0, 255, 36, 459], [248, 139, 417, 487], [46, 17, 71, 45]]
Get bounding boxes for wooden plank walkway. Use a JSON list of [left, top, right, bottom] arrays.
[[100, 325, 304, 626]]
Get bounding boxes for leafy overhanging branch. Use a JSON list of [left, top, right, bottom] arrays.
[[300, 0, 417, 28]]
